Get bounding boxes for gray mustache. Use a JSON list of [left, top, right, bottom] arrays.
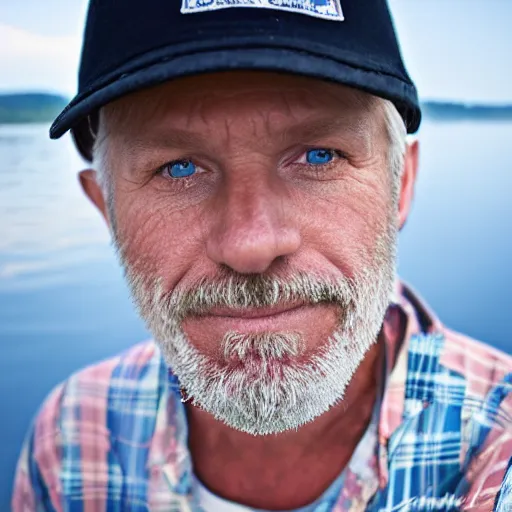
[[165, 270, 357, 320]]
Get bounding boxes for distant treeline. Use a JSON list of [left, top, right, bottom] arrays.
[[0, 93, 68, 123], [0, 93, 512, 124], [422, 101, 512, 121]]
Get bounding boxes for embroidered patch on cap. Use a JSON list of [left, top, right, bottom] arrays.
[[181, 0, 344, 22]]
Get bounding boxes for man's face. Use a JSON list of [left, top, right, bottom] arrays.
[[87, 72, 403, 435]]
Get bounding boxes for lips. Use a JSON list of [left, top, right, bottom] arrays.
[[182, 302, 342, 351], [205, 302, 307, 319], [190, 303, 315, 334]]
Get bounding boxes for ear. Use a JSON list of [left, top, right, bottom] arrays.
[[398, 138, 419, 230], [79, 169, 111, 228]]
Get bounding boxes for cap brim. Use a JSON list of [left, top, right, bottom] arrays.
[[51, 45, 421, 157]]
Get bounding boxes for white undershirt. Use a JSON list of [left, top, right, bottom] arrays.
[[194, 412, 379, 512], [194, 469, 346, 512]]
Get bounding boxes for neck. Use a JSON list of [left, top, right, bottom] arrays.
[[186, 339, 383, 510]]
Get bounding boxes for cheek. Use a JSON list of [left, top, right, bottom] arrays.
[[297, 169, 394, 275], [113, 189, 203, 289]]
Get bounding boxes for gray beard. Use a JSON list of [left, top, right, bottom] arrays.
[[115, 229, 397, 436]]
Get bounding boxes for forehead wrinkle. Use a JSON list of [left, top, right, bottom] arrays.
[[102, 76, 383, 166], [191, 94, 378, 151], [102, 71, 378, 131]]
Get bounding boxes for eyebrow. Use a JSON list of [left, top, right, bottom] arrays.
[[281, 115, 373, 146], [125, 129, 209, 154]]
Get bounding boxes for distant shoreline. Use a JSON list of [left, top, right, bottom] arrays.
[[1, 93, 512, 124], [0, 93, 68, 124], [421, 102, 512, 121]]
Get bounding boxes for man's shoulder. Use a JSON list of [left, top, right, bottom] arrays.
[[33, 340, 167, 440], [14, 341, 172, 504], [438, 330, 512, 510], [383, 287, 512, 510]]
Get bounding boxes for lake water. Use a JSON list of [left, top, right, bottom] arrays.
[[0, 119, 511, 507]]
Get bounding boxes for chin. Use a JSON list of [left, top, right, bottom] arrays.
[[158, 319, 380, 435]]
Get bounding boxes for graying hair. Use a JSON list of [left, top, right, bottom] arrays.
[[382, 100, 407, 203], [92, 98, 407, 205], [91, 122, 111, 200]]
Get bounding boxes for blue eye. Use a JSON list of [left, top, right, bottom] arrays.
[[167, 160, 196, 178], [306, 149, 335, 165]]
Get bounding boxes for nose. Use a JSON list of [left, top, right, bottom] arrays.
[[206, 175, 301, 274]]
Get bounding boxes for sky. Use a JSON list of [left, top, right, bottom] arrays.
[[0, 0, 511, 103]]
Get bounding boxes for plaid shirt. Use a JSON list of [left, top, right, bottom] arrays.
[[12, 281, 512, 511]]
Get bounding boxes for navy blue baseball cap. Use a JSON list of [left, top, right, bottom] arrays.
[[50, 0, 421, 162]]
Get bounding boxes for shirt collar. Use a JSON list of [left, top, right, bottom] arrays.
[[380, 279, 444, 438]]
